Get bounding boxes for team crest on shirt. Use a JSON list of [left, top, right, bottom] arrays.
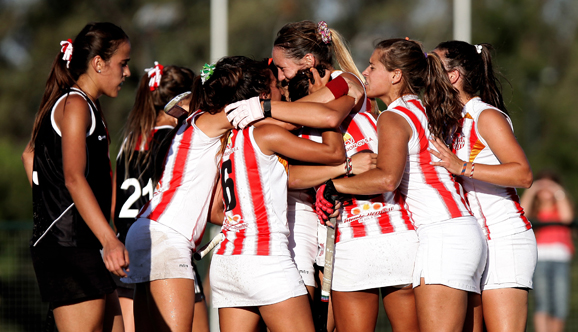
[[343, 133, 373, 152], [222, 213, 247, 231], [453, 133, 465, 151], [343, 201, 395, 223]]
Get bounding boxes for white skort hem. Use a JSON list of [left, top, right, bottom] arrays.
[[122, 218, 196, 284], [332, 231, 418, 291], [287, 208, 318, 287], [210, 254, 307, 308], [482, 229, 537, 290], [413, 216, 487, 294]]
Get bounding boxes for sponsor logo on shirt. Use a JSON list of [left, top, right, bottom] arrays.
[[98, 135, 107, 141], [343, 133, 373, 152]]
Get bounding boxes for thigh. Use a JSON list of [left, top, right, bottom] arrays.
[[414, 278, 468, 332], [382, 285, 419, 332], [53, 296, 106, 332], [463, 292, 483, 332], [148, 278, 197, 332], [332, 289, 379, 332], [482, 288, 528, 332], [192, 299, 210, 332], [260, 295, 315, 332], [219, 307, 262, 332]]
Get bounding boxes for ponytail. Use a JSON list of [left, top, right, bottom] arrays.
[[435, 41, 508, 115], [376, 38, 462, 142], [331, 30, 379, 115], [422, 52, 463, 142]]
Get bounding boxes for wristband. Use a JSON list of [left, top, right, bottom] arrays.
[[469, 163, 475, 179], [262, 99, 271, 118], [345, 157, 352, 177], [460, 162, 467, 176], [326, 76, 349, 99]]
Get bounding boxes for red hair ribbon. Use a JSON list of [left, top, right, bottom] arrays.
[[60, 39, 73, 68], [144, 61, 164, 91]]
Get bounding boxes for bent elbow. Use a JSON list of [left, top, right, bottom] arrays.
[[520, 172, 533, 189], [377, 177, 399, 193], [324, 114, 341, 129]]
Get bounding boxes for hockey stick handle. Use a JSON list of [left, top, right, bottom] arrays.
[[320, 218, 336, 302], [193, 232, 224, 260]]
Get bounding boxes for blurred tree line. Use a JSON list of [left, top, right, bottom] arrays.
[[0, 0, 577, 221]]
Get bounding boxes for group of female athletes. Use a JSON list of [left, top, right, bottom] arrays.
[[22, 19, 537, 332]]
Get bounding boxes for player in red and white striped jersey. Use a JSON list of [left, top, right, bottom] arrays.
[[430, 41, 535, 332], [316, 39, 488, 332], [211, 82, 356, 332], [124, 56, 287, 332]]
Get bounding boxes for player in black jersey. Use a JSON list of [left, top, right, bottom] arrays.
[[111, 63, 199, 332], [22, 22, 130, 332]]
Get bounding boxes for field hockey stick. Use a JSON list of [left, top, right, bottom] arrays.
[[193, 232, 224, 260], [318, 197, 338, 332]]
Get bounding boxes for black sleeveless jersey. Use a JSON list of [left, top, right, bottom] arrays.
[[31, 88, 112, 248], [113, 126, 174, 243]]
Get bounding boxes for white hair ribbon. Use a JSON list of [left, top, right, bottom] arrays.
[[475, 44, 483, 54]]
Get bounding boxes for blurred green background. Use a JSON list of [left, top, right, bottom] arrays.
[[1, 0, 577, 331]]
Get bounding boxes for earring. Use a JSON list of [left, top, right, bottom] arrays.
[[98, 69, 101, 73]]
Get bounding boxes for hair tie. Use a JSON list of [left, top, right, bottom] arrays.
[[200, 63, 215, 85], [60, 39, 73, 69], [424, 52, 428, 58], [475, 44, 483, 54], [317, 21, 332, 44], [144, 61, 164, 91]]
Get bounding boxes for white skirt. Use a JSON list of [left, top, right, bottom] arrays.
[[332, 231, 419, 291], [287, 208, 318, 287], [210, 254, 307, 308], [413, 216, 487, 293], [122, 218, 196, 284], [482, 229, 537, 290]]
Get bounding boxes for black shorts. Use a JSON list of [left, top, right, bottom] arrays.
[[111, 273, 135, 299], [30, 246, 116, 304]]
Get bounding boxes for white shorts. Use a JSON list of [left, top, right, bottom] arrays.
[[413, 216, 487, 293], [122, 218, 196, 284], [316, 223, 327, 267], [210, 254, 307, 308], [482, 229, 537, 290], [332, 231, 418, 291], [287, 208, 318, 287]]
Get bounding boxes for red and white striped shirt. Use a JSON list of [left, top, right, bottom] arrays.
[[215, 126, 291, 256], [453, 97, 531, 239], [384, 95, 472, 228], [297, 103, 415, 243], [138, 112, 221, 248]]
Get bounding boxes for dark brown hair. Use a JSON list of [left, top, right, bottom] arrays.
[[121, 65, 194, 171], [190, 56, 273, 115], [375, 38, 463, 142], [435, 41, 508, 114], [29, 22, 129, 150]]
